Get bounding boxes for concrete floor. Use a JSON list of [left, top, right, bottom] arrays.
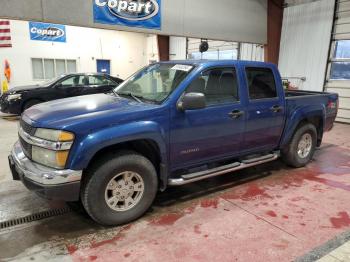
[[0, 116, 18, 182], [1, 117, 350, 261]]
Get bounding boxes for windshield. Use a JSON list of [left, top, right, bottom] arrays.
[[39, 75, 66, 87], [114, 63, 194, 103]]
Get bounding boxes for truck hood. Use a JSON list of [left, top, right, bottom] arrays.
[[23, 94, 157, 129]]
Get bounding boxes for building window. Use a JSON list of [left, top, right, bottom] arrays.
[[32, 58, 44, 79], [330, 40, 350, 80], [187, 38, 238, 61], [31, 58, 77, 80], [188, 50, 238, 60]]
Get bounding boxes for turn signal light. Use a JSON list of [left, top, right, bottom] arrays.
[[56, 151, 70, 167], [58, 131, 75, 142]]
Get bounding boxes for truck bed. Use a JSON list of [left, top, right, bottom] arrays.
[[284, 89, 338, 133], [285, 90, 331, 98]]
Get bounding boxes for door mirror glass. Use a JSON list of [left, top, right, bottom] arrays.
[[178, 93, 206, 111]]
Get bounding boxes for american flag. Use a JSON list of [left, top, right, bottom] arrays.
[[0, 20, 12, 48]]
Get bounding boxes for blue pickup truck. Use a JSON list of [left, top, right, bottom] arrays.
[[9, 60, 338, 225]]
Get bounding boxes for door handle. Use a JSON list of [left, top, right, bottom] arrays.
[[228, 110, 244, 119], [270, 105, 283, 113]]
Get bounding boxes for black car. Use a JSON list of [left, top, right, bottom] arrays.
[[0, 73, 123, 115]]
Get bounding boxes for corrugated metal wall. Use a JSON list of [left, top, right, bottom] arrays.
[[278, 0, 335, 91], [325, 0, 350, 123]]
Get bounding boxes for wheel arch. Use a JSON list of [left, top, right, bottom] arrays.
[[68, 122, 169, 190], [83, 139, 167, 191], [281, 106, 326, 149]]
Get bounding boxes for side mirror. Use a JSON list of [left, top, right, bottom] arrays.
[[55, 83, 63, 88], [178, 93, 206, 111]]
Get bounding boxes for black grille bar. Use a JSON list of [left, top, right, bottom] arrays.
[[19, 136, 32, 159], [19, 118, 36, 160], [20, 118, 36, 136]]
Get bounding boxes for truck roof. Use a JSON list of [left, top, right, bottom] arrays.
[[160, 60, 276, 68]]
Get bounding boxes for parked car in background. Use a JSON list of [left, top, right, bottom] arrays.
[[0, 73, 123, 116], [9, 61, 338, 226]]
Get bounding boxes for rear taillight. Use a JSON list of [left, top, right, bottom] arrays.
[[327, 101, 337, 109]]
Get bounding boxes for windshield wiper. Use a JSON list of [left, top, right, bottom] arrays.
[[111, 89, 119, 97], [118, 92, 143, 103]]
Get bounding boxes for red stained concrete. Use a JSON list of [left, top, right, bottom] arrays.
[[61, 124, 350, 262]]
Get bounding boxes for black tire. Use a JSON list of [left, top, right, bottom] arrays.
[[81, 151, 158, 226], [22, 99, 42, 112], [282, 123, 317, 168]]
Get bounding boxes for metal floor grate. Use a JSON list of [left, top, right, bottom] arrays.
[[0, 207, 72, 229]]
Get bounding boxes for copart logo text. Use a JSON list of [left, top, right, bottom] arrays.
[[95, 0, 160, 21]]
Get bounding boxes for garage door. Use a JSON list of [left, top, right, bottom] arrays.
[[326, 0, 350, 123]]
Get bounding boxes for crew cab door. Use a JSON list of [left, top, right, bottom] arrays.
[[170, 67, 245, 170], [55, 75, 86, 98], [242, 67, 285, 152]]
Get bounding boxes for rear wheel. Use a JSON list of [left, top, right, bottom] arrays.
[[282, 123, 317, 168], [81, 151, 158, 226]]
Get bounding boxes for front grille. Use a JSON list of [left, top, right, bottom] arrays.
[[19, 136, 32, 159], [20, 118, 36, 136]]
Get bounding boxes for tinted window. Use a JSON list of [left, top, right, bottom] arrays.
[[186, 68, 239, 105], [60, 76, 86, 87], [88, 76, 115, 86], [246, 68, 277, 100]]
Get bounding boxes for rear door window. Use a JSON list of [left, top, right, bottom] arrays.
[[88, 76, 116, 86], [245, 68, 277, 100], [60, 75, 85, 87]]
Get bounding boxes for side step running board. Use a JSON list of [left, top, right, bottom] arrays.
[[168, 152, 279, 186]]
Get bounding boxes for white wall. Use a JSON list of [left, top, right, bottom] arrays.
[[0, 20, 155, 88], [278, 0, 335, 91]]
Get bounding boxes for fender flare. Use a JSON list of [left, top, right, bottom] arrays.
[[280, 105, 326, 148], [68, 121, 168, 175]]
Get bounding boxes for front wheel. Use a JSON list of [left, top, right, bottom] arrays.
[[282, 123, 317, 168], [81, 151, 158, 226]]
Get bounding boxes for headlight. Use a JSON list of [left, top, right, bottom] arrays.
[[30, 128, 75, 169], [32, 146, 70, 169], [7, 94, 22, 101], [35, 128, 75, 142]]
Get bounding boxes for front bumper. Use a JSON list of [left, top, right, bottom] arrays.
[[9, 141, 82, 201], [0, 97, 21, 115], [0, 111, 17, 117]]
